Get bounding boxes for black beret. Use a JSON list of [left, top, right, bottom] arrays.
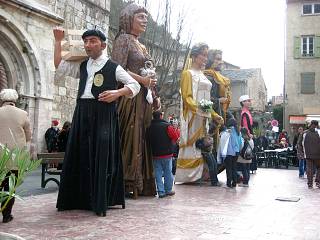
[[82, 29, 106, 42]]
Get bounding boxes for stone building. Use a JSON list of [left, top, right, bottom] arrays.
[[271, 94, 284, 106], [222, 68, 267, 112], [221, 68, 268, 130], [0, 0, 111, 150], [285, 0, 320, 133]]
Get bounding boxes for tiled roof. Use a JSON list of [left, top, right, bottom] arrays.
[[221, 68, 261, 82]]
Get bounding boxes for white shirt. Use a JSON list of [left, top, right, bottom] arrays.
[[55, 55, 140, 99]]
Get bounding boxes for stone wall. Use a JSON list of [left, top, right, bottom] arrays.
[[0, 0, 111, 151], [45, 0, 111, 123]]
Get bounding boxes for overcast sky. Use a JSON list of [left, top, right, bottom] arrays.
[[138, 0, 286, 99]]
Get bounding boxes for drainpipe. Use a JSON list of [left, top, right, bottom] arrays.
[[283, 2, 287, 131]]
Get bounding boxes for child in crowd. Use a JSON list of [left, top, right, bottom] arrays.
[[238, 128, 254, 187]]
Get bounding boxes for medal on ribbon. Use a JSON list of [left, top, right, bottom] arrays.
[[93, 74, 104, 87]]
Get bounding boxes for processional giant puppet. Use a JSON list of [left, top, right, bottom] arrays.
[[111, 3, 160, 198], [203, 49, 233, 172]]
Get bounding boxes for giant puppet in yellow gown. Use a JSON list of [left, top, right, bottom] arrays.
[[203, 49, 232, 157], [175, 44, 223, 183]]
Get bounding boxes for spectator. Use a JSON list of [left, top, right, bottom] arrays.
[[238, 128, 254, 187], [148, 111, 179, 198], [299, 120, 320, 188], [239, 95, 253, 138], [0, 88, 31, 223], [295, 127, 306, 178], [279, 138, 288, 148], [278, 129, 289, 144], [57, 121, 71, 152], [224, 118, 242, 188], [56, 121, 71, 170], [293, 127, 302, 150], [195, 135, 221, 186], [171, 119, 180, 175], [44, 120, 59, 153], [256, 132, 269, 151]]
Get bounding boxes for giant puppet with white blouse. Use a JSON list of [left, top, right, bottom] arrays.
[[175, 43, 223, 184], [53, 28, 140, 217]]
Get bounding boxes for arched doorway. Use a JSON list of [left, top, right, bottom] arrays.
[[0, 15, 40, 98], [0, 14, 42, 148]]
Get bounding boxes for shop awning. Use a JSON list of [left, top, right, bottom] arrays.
[[306, 115, 320, 123], [289, 115, 306, 124]]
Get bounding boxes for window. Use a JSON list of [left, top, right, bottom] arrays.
[[294, 36, 320, 58], [303, 4, 312, 14], [301, 36, 314, 56], [302, 3, 320, 15], [301, 72, 315, 94], [315, 4, 320, 13]]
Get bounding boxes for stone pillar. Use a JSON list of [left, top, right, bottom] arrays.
[[0, 62, 8, 91]]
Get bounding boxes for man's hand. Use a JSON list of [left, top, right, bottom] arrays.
[[213, 115, 224, 125], [219, 97, 228, 104], [53, 26, 65, 42], [98, 90, 121, 103]]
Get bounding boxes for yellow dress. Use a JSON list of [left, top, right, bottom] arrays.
[[175, 69, 213, 183]]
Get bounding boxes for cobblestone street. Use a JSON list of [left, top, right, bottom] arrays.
[[0, 168, 319, 240]]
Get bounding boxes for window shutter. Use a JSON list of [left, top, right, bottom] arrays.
[[315, 36, 320, 57], [301, 72, 315, 94], [294, 36, 301, 59]]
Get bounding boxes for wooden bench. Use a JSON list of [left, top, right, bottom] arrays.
[[37, 152, 64, 188]]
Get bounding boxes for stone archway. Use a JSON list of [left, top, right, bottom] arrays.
[[0, 16, 40, 97], [0, 14, 43, 150]]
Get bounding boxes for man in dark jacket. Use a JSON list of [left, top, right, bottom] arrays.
[[299, 120, 320, 188], [45, 120, 59, 153], [148, 111, 179, 198]]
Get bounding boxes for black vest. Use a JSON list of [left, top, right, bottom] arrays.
[[78, 59, 118, 99], [148, 119, 174, 157]]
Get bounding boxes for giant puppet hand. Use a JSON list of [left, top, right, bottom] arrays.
[[53, 27, 65, 42]]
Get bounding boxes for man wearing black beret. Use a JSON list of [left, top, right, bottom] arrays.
[[53, 27, 140, 216], [81, 29, 107, 42]]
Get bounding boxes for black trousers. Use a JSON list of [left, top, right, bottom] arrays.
[[225, 156, 238, 185], [1, 170, 18, 220], [202, 152, 219, 184]]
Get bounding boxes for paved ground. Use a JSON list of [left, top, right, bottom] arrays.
[[16, 168, 59, 197], [0, 168, 319, 240]]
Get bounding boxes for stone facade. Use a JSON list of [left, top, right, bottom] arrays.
[[222, 68, 267, 112], [0, 0, 111, 151], [285, 0, 320, 133], [271, 95, 284, 106]]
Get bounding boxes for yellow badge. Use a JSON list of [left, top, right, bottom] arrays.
[[93, 74, 104, 87]]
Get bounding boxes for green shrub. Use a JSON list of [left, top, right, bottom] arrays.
[[0, 144, 41, 213]]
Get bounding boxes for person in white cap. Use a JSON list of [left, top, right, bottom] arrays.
[[239, 95, 253, 138], [0, 88, 32, 223]]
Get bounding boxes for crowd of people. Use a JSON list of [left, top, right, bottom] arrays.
[[0, 2, 319, 223]]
